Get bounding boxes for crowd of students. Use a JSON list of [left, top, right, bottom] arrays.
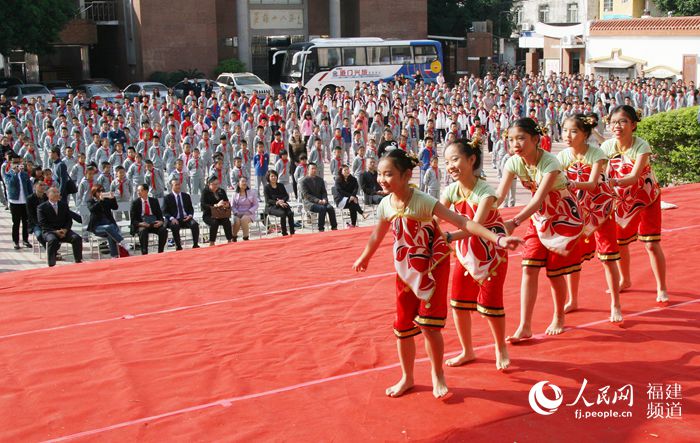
[[0, 70, 694, 262]]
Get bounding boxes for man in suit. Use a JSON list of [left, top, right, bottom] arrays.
[[27, 180, 48, 247], [360, 158, 386, 205], [130, 183, 168, 255], [163, 179, 200, 250], [37, 187, 83, 267], [300, 163, 337, 232], [49, 147, 74, 204]]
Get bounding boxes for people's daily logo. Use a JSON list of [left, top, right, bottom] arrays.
[[528, 381, 563, 415]]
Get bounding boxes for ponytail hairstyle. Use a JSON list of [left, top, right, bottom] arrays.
[[564, 113, 597, 139], [382, 148, 420, 174], [509, 117, 543, 137], [610, 105, 642, 131], [447, 138, 482, 171]]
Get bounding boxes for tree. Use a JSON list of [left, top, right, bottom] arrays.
[[0, 0, 76, 56], [428, 0, 516, 37], [653, 0, 700, 16]]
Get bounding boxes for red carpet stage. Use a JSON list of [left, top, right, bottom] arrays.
[[2, 185, 700, 442]]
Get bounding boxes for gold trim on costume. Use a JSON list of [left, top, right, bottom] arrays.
[[414, 316, 446, 327], [522, 258, 546, 267], [546, 263, 582, 277], [598, 252, 621, 261], [638, 234, 661, 242], [477, 305, 505, 317], [450, 300, 477, 310], [394, 327, 421, 339], [617, 234, 638, 246]]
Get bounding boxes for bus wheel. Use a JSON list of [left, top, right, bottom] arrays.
[[321, 85, 336, 96]]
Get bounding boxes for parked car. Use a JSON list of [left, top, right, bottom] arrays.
[[215, 73, 274, 96], [123, 82, 168, 100], [3, 84, 54, 104], [74, 82, 124, 101], [171, 78, 221, 99], [0, 77, 23, 95], [42, 80, 73, 100]]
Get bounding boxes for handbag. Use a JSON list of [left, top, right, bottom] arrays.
[[211, 205, 231, 219]]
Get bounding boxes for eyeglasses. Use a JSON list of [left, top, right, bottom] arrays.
[[610, 119, 630, 127]]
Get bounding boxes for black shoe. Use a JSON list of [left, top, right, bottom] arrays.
[[242, 236, 249, 241], [13, 243, 20, 250], [192, 244, 200, 248], [232, 236, 238, 242], [176, 246, 183, 251]]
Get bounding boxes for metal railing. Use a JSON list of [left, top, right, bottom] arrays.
[[79, 0, 118, 23]]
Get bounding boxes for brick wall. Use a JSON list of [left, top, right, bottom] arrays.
[[357, 0, 427, 39]]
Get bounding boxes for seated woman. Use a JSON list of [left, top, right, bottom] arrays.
[[86, 185, 130, 258], [263, 170, 295, 236], [231, 176, 259, 241], [333, 164, 366, 228], [201, 176, 233, 245]]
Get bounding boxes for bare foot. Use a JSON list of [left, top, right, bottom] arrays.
[[445, 350, 476, 367], [656, 290, 669, 304], [564, 298, 578, 313], [506, 326, 532, 344], [386, 376, 414, 398], [607, 281, 631, 294], [432, 371, 448, 398], [610, 305, 623, 323], [545, 315, 565, 335], [495, 346, 510, 370]]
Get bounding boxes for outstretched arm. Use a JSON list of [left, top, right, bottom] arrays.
[[353, 218, 391, 272]]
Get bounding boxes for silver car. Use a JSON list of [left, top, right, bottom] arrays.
[[42, 80, 73, 100], [3, 84, 54, 104], [215, 73, 274, 96], [75, 83, 124, 101], [123, 82, 168, 100]]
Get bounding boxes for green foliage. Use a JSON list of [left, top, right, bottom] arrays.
[[652, 0, 700, 16], [0, 0, 76, 55], [148, 69, 205, 86], [428, 0, 515, 37], [636, 106, 700, 185], [213, 58, 247, 77]]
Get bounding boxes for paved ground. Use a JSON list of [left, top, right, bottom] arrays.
[[0, 141, 567, 273]]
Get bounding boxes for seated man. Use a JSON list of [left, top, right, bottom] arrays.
[[37, 186, 83, 267], [163, 179, 200, 250], [26, 180, 48, 247], [300, 162, 337, 232], [360, 157, 386, 205], [130, 183, 168, 255]]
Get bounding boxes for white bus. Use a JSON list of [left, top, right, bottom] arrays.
[[276, 37, 443, 94]]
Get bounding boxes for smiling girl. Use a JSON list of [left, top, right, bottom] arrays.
[[353, 149, 520, 398], [497, 118, 583, 342]]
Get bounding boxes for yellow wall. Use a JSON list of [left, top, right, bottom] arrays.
[[600, 0, 645, 19]]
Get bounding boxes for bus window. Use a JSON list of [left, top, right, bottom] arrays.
[[367, 46, 391, 65], [414, 45, 438, 64], [342, 47, 366, 66], [281, 49, 304, 82], [391, 46, 413, 64], [317, 47, 342, 70]]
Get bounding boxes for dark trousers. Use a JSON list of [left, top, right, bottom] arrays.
[[137, 225, 168, 254], [203, 215, 233, 242], [168, 218, 200, 248], [9, 203, 28, 244], [309, 203, 337, 231], [345, 200, 364, 226], [364, 194, 384, 205], [267, 206, 295, 235], [44, 230, 82, 266]]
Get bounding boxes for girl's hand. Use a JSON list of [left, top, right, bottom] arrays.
[[501, 235, 524, 250], [503, 219, 516, 235], [353, 256, 369, 272]]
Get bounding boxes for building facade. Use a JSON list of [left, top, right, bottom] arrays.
[[586, 16, 700, 83], [25, 0, 427, 87]]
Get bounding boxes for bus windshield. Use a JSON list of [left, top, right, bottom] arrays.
[[281, 49, 304, 83]]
